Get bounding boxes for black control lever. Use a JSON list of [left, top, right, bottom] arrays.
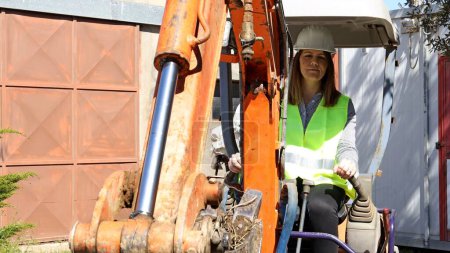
[[348, 176, 369, 201], [348, 176, 375, 223]]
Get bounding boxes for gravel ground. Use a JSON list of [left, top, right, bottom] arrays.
[[19, 241, 70, 253]]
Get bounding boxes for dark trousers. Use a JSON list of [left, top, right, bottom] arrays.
[[297, 182, 346, 253]]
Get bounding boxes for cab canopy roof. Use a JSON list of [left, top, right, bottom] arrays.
[[283, 0, 399, 48]]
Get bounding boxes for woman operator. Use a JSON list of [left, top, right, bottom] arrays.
[[229, 25, 359, 253]]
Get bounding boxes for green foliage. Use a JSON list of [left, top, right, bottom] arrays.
[[0, 130, 34, 251], [0, 128, 23, 138], [0, 172, 35, 208], [406, 0, 450, 56], [0, 172, 35, 252], [0, 223, 34, 251]]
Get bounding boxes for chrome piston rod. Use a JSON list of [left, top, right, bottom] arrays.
[[134, 61, 179, 217]]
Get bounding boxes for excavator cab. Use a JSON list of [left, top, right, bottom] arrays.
[[269, 0, 399, 252], [69, 0, 399, 252]]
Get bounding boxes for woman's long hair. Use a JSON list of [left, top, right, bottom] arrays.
[[288, 51, 340, 107]]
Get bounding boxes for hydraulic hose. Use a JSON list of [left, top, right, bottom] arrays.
[[219, 54, 239, 156]]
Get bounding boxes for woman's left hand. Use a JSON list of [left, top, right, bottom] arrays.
[[228, 153, 242, 173], [333, 159, 357, 179]]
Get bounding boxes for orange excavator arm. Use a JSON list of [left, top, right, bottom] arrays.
[[228, 0, 287, 251], [69, 0, 286, 251]]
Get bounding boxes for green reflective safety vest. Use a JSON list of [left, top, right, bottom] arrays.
[[284, 94, 356, 199]]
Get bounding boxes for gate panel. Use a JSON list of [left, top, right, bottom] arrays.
[[5, 12, 72, 86], [77, 90, 136, 162], [76, 21, 136, 89], [0, 10, 139, 240], [3, 87, 72, 164], [3, 165, 73, 240]]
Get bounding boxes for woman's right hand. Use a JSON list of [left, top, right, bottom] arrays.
[[228, 153, 241, 173], [333, 158, 357, 179]]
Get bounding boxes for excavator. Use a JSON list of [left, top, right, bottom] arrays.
[[69, 0, 399, 252]]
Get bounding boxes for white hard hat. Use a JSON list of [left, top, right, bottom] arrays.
[[294, 25, 336, 54]]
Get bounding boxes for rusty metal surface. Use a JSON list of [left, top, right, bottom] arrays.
[[147, 220, 175, 253], [72, 218, 154, 253], [0, 9, 139, 241], [150, 0, 227, 223], [87, 171, 127, 251], [228, 0, 284, 251], [3, 87, 72, 164], [5, 11, 72, 86], [70, 222, 89, 253], [77, 90, 137, 162], [154, 0, 214, 76], [182, 216, 214, 253], [229, 0, 282, 88], [154, 0, 203, 74], [174, 172, 220, 253], [70, 170, 128, 252], [76, 20, 137, 89], [120, 218, 151, 253], [3, 165, 73, 240], [72, 0, 225, 249], [96, 221, 127, 253], [74, 163, 136, 223], [72, 219, 154, 253]]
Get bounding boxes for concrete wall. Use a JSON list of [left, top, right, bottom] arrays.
[[340, 7, 447, 250], [126, 0, 165, 6]]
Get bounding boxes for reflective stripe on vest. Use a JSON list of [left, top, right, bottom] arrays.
[[284, 95, 356, 199], [285, 146, 335, 170]]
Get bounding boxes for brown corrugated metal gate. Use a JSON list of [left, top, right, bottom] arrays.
[[0, 10, 139, 241]]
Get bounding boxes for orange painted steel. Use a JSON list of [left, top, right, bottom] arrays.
[[150, 0, 227, 224], [174, 173, 221, 252], [70, 170, 131, 252], [70, 0, 288, 251], [96, 221, 128, 253], [154, 0, 211, 75], [229, 0, 285, 251], [220, 53, 240, 63], [243, 92, 281, 253], [70, 0, 227, 251]]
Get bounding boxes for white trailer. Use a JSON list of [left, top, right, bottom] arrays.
[[340, 6, 450, 251]]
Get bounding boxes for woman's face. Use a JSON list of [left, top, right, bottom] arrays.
[[299, 50, 328, 84]]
